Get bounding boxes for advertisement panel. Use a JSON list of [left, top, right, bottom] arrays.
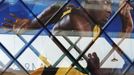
[[0, 0, 134, 75]]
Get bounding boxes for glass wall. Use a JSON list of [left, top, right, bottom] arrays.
[[0, 0, 134, 75]]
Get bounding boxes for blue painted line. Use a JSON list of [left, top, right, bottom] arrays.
[[17, 34, 40, 56], [0, 43, 30, 75]]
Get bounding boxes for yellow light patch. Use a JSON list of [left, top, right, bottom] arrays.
[[93, 25, 101, 40], [61, 9, 72, 18], [56, 68, 87, 75], [39, 55, 51, 67]]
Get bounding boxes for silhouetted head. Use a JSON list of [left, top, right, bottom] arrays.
[[82, 0, 112, 27]]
